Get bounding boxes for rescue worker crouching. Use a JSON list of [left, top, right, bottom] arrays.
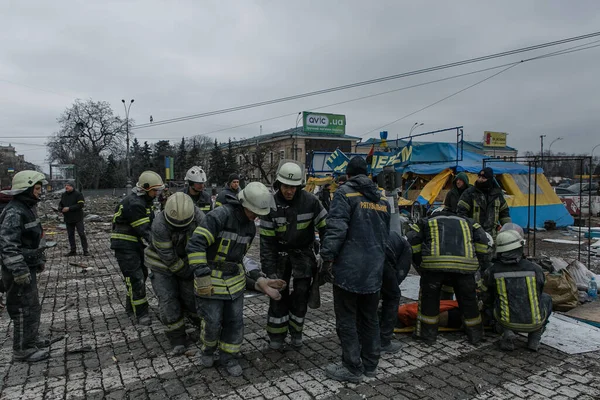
[[145, 192, 205, 356], [0, 171, 51, 362], [260, 160, 327, 350], [483, 227, 552, 352], [407, 209, 489, 345], [111, 171, 164, 326], [187, 182, 275, 377], [184, 166, 213, 213]]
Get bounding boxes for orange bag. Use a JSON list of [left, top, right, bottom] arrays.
[[397, 300, 459, 326]]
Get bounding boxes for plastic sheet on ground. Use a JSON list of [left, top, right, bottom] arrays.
[[528, 314, 600, 354]]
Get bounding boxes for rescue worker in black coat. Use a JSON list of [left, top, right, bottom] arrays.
[[483, 228, 552, 352], [59, 180, 89, 256], [318, 183, 332, 212], [407, 209, 489, 345], [145, 192, 205, 356], [187, 182, 275, 377], [0, 171, 50, 362], [259, 161, 327, 350], [111, 171, 164, 325], [379, 230, 412, 354], [215, 173, 240, 208], [183, 166, 212, 213], [444, 171, 470, 214], [320, 156, 391, 384]]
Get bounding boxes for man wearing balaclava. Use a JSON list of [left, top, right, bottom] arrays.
[[457, 167, 511, 267]]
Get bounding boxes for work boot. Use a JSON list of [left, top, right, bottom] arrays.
[[269, 339, 284, 350], [499, 329, 515, 351], [325, 363, 363, 384], [137, 315, 152, 326], [527, 328, 544, 352], [64, 251, 77, 257], [290, 335, 303, 349], [13, 349, 49, 363], [224, 359, 243, 377], [169, 345, 186, 357], [199, 353, 214, 368], [381, 341, 402, 354], [83, 251, 90, 257], [364, 368, 377, 378]]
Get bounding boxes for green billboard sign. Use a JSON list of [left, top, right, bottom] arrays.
[[302, 112, 346, 135]]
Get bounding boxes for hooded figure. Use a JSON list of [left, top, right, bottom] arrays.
[[443, 172, 470, 214]]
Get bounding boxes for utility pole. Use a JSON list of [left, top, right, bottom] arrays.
[[540, 134, 546, 171], [122, 99, 135, 195]]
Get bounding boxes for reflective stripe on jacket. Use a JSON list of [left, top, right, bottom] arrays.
[[110, 192, 155, 250], [457, 186, 511, 238]]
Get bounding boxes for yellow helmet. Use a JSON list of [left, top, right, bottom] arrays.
[[164, 192, 195, 227], [136, 171, 165, 191]]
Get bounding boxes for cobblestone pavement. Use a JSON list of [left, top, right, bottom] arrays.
[[1, 231, 599, 400]]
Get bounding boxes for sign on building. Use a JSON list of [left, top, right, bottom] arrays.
[[483, 131, 507, 147], [303, 112, 346, 135]]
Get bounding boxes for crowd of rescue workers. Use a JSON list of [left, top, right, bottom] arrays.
[[0, 157, 552, 383]]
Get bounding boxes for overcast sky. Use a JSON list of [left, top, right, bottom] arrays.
[[2, 0, 600, 170]]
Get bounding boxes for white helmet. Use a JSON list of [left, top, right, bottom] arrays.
[[185, 166, 207, 184], [136, 171, 165, 191], [496, 230, 524, 253], [238, 182, 276, 216], [276, 161, 304, 186], [164, 192, 195, 227], [2, 170, 47, 195]]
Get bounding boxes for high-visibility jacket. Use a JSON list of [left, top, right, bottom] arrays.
[[186, 196, 255, 300], [407, 213, 488, 274], [259, 189, 326, 278], [457, 186, 511, 239], [483, 257, 549, 332], [110, 191, 155, 250], [144, 208, 205, 279], [184, 187, 213, 213]]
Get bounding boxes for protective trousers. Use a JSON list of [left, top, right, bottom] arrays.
[[266, 257, 311, 342], [66, 220, 88, 253], [333, 285, 381, 376], [150, 269, 199, 347], [416, 271, 482, 344], [115, 249, 149, 318], [196, 295, 244, 362], [380, 264, 401, 347], [2, 266, 41, 357]]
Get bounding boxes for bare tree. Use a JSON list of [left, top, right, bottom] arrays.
[[238, 140, 281, 184]]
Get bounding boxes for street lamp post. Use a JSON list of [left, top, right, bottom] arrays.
[[548, 137, 563, 155], [293, 112, 302, 161], [409, 122, 424, 137], [122, 99, 134, 195]]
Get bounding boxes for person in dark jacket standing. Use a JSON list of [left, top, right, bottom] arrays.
[[444, 171, 470, 214], [59, 181, 89, 256], [260, 161, 327, 350], [379, 230, 412, 354], [483, 228, 552, 352], [183, 166, 212, 213], [318, 183, 332, 212], [320, 156, 391, 383], [0, 171, 50, 362], [407, 210, 489, 345], [111, 171, 164, 326], [187, 182, 275, 376], [215, 173, 240, 208]]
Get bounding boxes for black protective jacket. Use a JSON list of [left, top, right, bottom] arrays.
[[259, 189, 327, 279], [184, 187, 213, 213], [457, 185, 511, 238], [59, 189, 85, 224], [385, 231, 412, 282], [186, 195, 254, 300], [110, 191, 155, 251], [144, 208, 205, 279], [483, 256, 549, 332], [320, 175, 390, 294], [215, 186, 239, 208], [0, 195, 44, 277], [407, 214, 488, 274], [443, 172, 470, 214]]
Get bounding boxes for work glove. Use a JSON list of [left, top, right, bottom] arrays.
[[255, 277, 287, 301], [316, 254, 324, 273], [320, 260, 334, 285], [194, 275, 213, 296], [14, 272, 32, 286]]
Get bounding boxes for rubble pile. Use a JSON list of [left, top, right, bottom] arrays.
[[38, 193, 120, 223]]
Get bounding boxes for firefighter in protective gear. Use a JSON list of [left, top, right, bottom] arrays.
[[145, 192, 204, 356], [407, 210, 489, 345], [483, 229, 552, 352], [0, 171, 50, 362], [215, 173, 240, 208], [184, 166, 212, 213], [111, 170, 164, 325], [187, 182, 274, 376], [260, 161, 327, 350]]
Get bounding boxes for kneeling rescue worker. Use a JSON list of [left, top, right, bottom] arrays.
[[407, 209, 489, 345], [187, 182, 275, 376], [260, 160, 327, 350], [145, 192, 205, 356], [111, 171, 164, 325]]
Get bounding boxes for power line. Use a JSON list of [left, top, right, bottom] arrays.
[[0, 79, 73, 98], [131, 31, 600, 130]]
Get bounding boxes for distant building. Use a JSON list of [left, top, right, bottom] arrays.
[[0, 144, 27, 187]]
